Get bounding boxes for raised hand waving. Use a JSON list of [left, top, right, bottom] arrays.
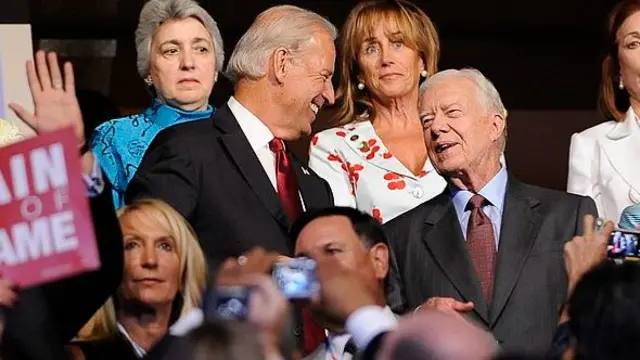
[[9, 51, 85, 148]]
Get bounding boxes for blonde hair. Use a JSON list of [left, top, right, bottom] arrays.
[[80, 198, 207, 340], [335, 0, 440, 125]]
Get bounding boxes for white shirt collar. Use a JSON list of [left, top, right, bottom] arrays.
[[116, 322, 147, 358], [326, 306, 394, 357], [227, 96, 274, 150]]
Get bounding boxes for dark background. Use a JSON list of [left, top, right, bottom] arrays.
[[3, 0, 621, 190]]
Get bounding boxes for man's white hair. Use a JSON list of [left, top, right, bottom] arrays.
[[224, 5, 337, 84], [419, 68, 507, 117], [419, 68, 508, 151], [135, 0, 224, 79]]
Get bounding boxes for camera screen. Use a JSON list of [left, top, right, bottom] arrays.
[[272, 257, 320, 299], [608, 230, 640, 260], [206, 286, 250, 320]]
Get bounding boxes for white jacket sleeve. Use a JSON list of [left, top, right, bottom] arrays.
[[308, 131, 357, 208], [567, 132, 597, 199]]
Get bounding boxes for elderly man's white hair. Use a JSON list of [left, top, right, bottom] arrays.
[[135, 0, 225, 79], [419, 68, 507, 118], [224, 5, 337, 84], [419, 68, 508, 151]]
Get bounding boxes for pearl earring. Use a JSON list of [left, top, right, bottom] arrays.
[[357, 82, 365, 90], [144, 76, 153, 86], [619, 77, 624, 90], [420, 70, 428, 78]]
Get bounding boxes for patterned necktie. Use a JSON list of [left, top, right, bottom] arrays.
[[466, 194, 497, 304], [268, 138, 324, 355]]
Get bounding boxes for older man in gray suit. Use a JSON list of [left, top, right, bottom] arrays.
[[384, 68, 597, 355]]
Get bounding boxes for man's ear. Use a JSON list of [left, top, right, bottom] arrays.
[[271, 47, 290, 84], [489, 112, 505, 144], [369, 243, 389, 280]]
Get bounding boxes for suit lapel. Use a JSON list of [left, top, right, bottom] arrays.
[[214, 105, 289, 229], [291, 153, 329, 210], [490, 177, 542, 326], [422, 191, 490, 323], [601, 111, 640, 197]]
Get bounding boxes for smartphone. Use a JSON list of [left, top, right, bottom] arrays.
[[205, 286, 251, 320], [272, 257, 320, 299], [607, 229, 640, 261]]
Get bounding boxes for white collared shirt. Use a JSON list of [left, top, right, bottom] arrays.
[[330, 306, 396, 358], [228, 96, 279, 190], [324, 331, 354, 360], [116, 322, 146, 358], [227, 96, 306, 208]]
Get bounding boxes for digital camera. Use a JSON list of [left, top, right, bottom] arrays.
[[272, 257, 320, 299]]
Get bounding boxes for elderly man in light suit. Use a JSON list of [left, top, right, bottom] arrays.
[[385, 68, 598, 355], [291, 207, 398, 360]]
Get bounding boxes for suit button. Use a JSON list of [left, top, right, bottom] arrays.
[[412, 187, 424, 199]]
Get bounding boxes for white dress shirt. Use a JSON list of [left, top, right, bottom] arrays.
[[323, 332, 353, 360], [228, 96, 279, 189], [228, 96, 306, 207], [344, 305, 397, 353]]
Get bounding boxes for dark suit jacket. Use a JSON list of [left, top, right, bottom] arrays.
[[70, 334, 140, 360], [384, 176, 597, 354], [1, 183, 124, 360], [126, 104, 334, 271]]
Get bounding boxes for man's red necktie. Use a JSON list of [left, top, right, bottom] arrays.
[[269, 138, 324, 355], [465, 194, 497, 304]]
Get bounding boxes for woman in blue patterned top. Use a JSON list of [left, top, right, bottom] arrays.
[[91, 0, 224, 209]]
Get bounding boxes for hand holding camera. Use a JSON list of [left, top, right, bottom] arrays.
[[564, 215, 614, 296], [211, 248, 290, 358]]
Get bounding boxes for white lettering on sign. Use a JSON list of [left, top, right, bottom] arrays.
[[0, 142, 68, 206], [0, 210, 78, 266]]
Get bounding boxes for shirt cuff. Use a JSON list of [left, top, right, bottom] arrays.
[[82, 153, 105, 197], [345, 305, 397, 350]]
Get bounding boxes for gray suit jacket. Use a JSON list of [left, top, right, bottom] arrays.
[[384, 176, 597, 355]]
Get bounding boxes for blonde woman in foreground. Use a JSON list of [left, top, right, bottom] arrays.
[[68, 198, 207, 360]]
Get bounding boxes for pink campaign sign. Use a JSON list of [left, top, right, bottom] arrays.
[[0, 127, 100, 287]]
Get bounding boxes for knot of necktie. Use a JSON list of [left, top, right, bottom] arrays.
[[466, 194, 488, 210], [269, 138, 285, 153]]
